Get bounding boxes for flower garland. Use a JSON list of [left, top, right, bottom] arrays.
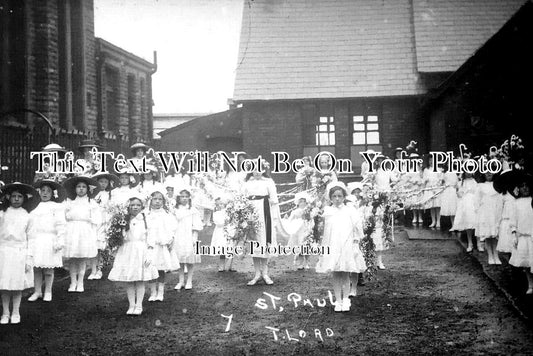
[[223, 194, 261, 244], [102, 203, 129, 266]]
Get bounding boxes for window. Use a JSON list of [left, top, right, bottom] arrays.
[[316, 116, 335, 146], [352, 115, 380, 145]]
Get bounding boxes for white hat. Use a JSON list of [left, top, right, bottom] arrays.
[[347, 182, 363, 193], [325, 181, 348, 199], [293, 191, 312, 205]]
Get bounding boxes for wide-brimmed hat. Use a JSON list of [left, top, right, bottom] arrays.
[[78, 139, 101, 151], [293, 191, 312, 205], [42, 143, 67, 153], [0, 182, 41, 211], [494, 169, 532, 196], [34, 179, 67, 202], [130, 142, 150, 153], [92, 173, 120, 188], [62, 175, 98, 199]]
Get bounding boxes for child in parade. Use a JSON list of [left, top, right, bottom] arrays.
[[108, 197, 159, 314], [243, 167, 280, 286], [0, 183, 39, 324], [286, 192, 314, 270], [173, 189, 203, 290], [495, 171, 517, 255], [27, 180, 66, 302], [111, 172, 137, 206], [476, 172, 503, 264], [210, 195, 236, 272], [137, 165, 165, 201], [89, 173, 119, 280], [440, 163, 459, 229], [147, 191, 179, 302], [451, 172, 478, 252], [62, 176, 100, 292], [508, 176, 533, 294], [315, 182, 366, 312], [423, 157, 443, 228]]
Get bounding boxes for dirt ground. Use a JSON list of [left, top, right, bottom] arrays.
[[1, 227, 533, 356]]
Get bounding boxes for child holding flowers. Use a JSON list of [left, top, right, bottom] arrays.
[[316, 182, 366, 312], [108, 197, 159, 315], [173, 189, 203, 290], [210, 194, 236, 272], [89, 173, 119, 280], [286, 192, 315, 270], [0, 183, 39, 324], [146, 191, 179, 302]]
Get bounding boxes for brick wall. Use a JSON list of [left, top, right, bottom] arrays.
[[84, 0, 97, 132], [29, 0, 60, 125]]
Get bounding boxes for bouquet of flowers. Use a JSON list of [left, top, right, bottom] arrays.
[[361, 215, 377, 279], [105, 203, 129, 251], [224, 194, 261, 244]]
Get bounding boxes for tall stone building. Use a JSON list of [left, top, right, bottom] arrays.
[[0, 0, 156, 143]]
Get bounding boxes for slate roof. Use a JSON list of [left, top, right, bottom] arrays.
[[233, 0, 526, 101], [413, 0, 526, 73]]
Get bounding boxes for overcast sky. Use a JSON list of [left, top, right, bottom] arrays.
[[94, 0, 244, 115]]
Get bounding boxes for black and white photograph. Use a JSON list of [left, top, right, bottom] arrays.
[[1, 0, 533, 354]]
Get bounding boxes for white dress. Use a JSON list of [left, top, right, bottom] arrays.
[[450, 179, 478, 231], [243, 177, 279, 258], [315, 205, 366, 273], [173, 205, 203, 264], [285, 208, 313, 248], [210, 209, 234, 254], [94, 190, 112, 250], [108, 213, 159, 282], [508, 197, 533, 268], [137, 180, 166, 200], [423, 168, 443, 209], [0, 207, 33, 290], [368, 205, 389, 251], [440, 172, 458, 216], [28, 201, 65, 268], [110, 186, 136, 206], [475, 182, 503, 240], [497, 193, 516, 253], [374, 169, 392, 192], [147, 208, 180, 271], [63, 196, 100, 259]]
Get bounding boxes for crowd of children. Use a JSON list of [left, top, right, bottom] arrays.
[[2, 136, 532, 324]]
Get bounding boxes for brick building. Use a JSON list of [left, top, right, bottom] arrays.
[[0, 0, 155, 144], [424, 1, 533, 156], [160, 0, 528, 180]]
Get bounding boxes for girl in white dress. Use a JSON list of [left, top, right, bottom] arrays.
[[173, 189, 203, 290], [0, 183, 38, 324], [423, 159, 443, 228], [285, 192, 314, 270], [475, 172, 503, 264], [62, 176, 100, 293], [496, 185, 516, 254], [315, 182, 366, 312], [146, 191, 179, 302], [27, 180, 66, 302], [451, 173, 478, 252], [108, 197, 159, 314], [243, 170, 279, 286], [111, 172, 137, 206], [210, 196, 236, 272], [508, 178, 533, 294], [137, 165, 165, 201], [89, 173, 118, 280], [440, 165, 459, 228]]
